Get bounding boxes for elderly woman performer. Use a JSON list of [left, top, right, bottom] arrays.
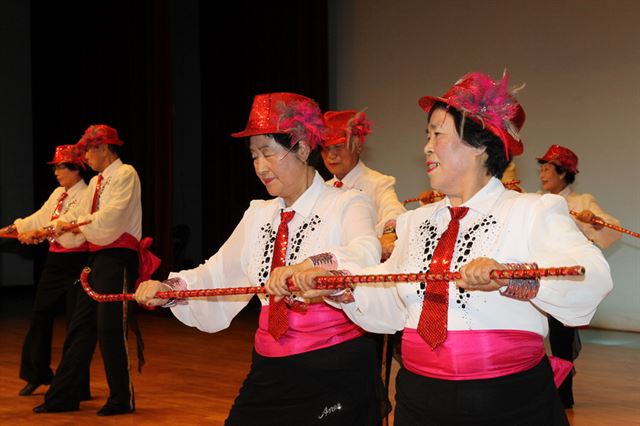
[[290, 72, 613, 425], [1, 145, 89, 398], [537, 144, 621, 408], [135, 92, 385, 425]]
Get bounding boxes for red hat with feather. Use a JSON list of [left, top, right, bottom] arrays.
[[231, 92, 325, 150], [419, 71, 526, 159], [323, 109, 373, 147], [48, 144, 86, 169]]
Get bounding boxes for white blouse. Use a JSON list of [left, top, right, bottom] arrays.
[[332, 177, 613, 336], [558, 186, 621, 249], [169, 172, 380, 333], [15, 179, 88, 248], [57, 159, 142, 246], [327, 161, 406, 235]]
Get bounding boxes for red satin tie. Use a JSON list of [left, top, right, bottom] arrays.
[[91, 174, 104, 213], [417, 206, 469, 349], [268, 210, 296, 340], [333, 181, 343, 188], [50, 191, 68, 220]]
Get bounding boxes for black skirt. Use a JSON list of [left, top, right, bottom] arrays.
[[394, 356, 569, 426], [225, 335, 389, 426]]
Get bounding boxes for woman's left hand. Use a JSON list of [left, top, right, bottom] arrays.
[[457, 257, 508, 292], [266, 259, 313, 302]]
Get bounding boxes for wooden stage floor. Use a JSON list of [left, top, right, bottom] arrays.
[[1, 294, 639, 425]]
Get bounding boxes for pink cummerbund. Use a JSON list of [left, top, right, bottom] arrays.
[[49, 241, 89, 253], [88, 232, 138, 252], [255, 303, 365, 357], [402, 328, 545, 380]]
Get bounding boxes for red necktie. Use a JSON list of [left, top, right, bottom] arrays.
[[268, 210, 296, 340], [333, 181, 343, 188], [50, 191, 68, 220], [417, 206, 469, 349], [91, 174, 104, 213]]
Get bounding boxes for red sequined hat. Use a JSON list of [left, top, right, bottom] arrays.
[[418, 71, 526, 159], [76, 124, 124, 149], [537, 144, 579, 174], [323, 109, 373, 147], [48, 144, 86, 169], [231, 92, 325, 150]]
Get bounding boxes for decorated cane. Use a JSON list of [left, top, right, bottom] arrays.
[[569, 211, 639, 239], [403, 193, 637, 239], [0, 225, 18, 239], [79, 265, 585, 303], [404, 181, 521, 206], [0, 221, 91, 240]]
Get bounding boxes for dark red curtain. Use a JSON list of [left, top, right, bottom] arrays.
[[29, 0, 330, 280], [31, 0, 174, 278], [199, 1, 330, 254]]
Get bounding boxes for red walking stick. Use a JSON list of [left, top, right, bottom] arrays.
[[79, 265, 586, 303]]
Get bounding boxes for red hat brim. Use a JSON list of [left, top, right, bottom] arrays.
[[230, 128, 289, 138]]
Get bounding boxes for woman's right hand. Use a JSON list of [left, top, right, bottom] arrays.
[[292, 267, 336, 299], [17, 230, 45, 245], [135, 280, 171, 307]]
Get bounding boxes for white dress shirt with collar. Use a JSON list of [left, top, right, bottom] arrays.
[[556, 186, 621, 249], [169, 171, 380, 333], [331, 177, 613, 335], [57, 158, 142, 246], [15, 179, 88, 248], [326, 160, 406, 236]]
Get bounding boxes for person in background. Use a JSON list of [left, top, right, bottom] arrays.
[[537, 144, 621, 408], [322, 109, 406, 261], [1, 145, 89, 398], [35, 124, 159, 416]]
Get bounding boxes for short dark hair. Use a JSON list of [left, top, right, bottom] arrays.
[[428, 102, 510, 179], [537, 160, 575, 184], [107, 143, 121, 157]]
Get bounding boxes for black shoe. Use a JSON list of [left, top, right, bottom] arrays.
[[19, 383, 42, 396], [33, 403, 78, 413], [96, 405, 135, 416]]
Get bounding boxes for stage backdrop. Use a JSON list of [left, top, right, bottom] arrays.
[[328, 0, 640, 331]]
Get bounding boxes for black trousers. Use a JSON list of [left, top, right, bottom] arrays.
[[19, 251, 89, 392], [44, 248, 138, 410], [548, 316, 579, 407], [394, 357, 569, 426], [225, 336, 387, 426]]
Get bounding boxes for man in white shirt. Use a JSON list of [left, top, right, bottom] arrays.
[[537, 144, 621, 408], [322, 109, 406, 261], [34, 125, 148, 416]]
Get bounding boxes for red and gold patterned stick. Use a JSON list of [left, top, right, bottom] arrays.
[[569, 211, 639, 239], [0, 225, 18, 239], [0, 221, 91, 240], [79, 265, 585, 303], [404, 181, 522, 206]]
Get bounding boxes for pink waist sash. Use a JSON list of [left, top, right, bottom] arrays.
[[402, 328, 546, 381], [255, 303, 365, 358], [88, 233, 161, 288], [49, 241, 88, 253]]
